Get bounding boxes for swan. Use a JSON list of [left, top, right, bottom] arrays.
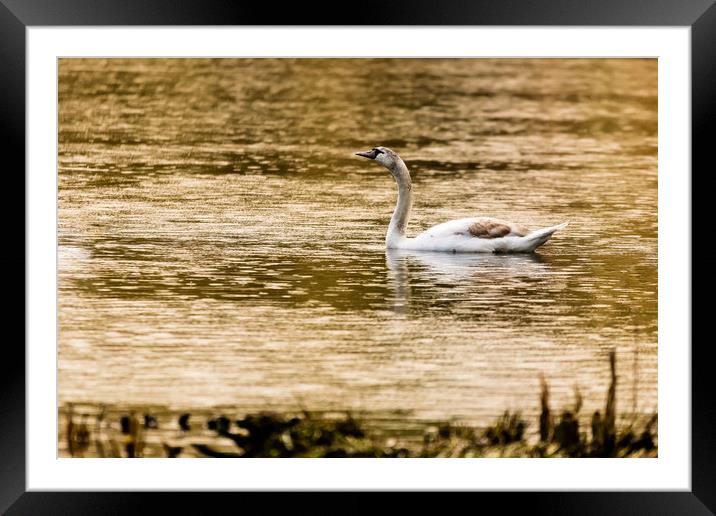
[[356, 147, 568, 253]]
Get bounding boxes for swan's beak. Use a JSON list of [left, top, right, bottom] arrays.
[[356, 149, 378, 159]]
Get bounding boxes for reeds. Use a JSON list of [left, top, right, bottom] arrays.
[[526, 349, 654, 458]]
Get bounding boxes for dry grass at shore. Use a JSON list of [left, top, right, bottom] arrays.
[[62, 351, 656, 458]]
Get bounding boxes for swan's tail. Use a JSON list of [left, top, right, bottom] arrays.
[[520, 222, 569, 252]]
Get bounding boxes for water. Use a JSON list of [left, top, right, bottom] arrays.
[[58, 58, 657, 428]]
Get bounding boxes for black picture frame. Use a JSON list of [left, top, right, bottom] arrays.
[[3, 0, 713, 513]]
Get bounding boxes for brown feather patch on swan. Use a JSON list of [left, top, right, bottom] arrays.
[[468, 219, 528, 239]]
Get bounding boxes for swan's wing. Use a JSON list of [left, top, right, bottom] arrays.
[[466, 218, 529, 239], [416, 217, 529, 240]]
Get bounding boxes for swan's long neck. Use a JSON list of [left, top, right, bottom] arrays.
[[386, 160, 413, 248]]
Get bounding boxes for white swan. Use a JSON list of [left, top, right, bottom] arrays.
[[356, 147, 568, 253]]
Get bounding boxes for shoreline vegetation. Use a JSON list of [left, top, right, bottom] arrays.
[[61, 351, 657, 458]]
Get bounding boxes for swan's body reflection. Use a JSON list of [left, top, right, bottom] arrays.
[[385, 249, 550, 314]]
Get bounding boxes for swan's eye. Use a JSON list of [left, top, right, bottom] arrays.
[[373, 148, 384, 155]]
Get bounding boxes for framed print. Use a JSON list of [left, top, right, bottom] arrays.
[[3, 0, 714, 513]]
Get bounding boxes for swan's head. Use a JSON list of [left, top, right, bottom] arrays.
[[355, 147, 404, 173]]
